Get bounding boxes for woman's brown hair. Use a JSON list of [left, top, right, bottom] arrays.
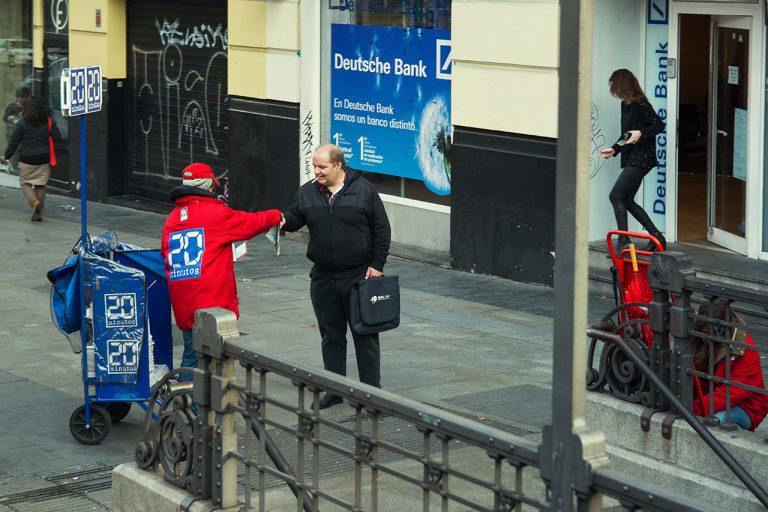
[[22, 95, 49, 127], [691, 299, 742, 371], [609, 69, 648, 104]]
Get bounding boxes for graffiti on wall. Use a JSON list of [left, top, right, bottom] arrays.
[[301, 110, 314, 181], [589, 103, 607, 180], [131, 17, 228, 181], [155, 18, 228, 50]]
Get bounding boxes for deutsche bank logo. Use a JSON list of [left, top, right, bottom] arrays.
[[647, 0, 668, 24], [108, 340, 140, 374], [105, 293, 137, 328], [435, 39, 452, 81], [168, 228, 205, 281]]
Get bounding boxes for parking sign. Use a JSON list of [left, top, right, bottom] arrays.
[[61, 65, 102, 116]]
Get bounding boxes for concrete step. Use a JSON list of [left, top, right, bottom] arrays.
[[587, 392, 767, 512]]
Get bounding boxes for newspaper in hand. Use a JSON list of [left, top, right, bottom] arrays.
[[232, 241, 247, 261], [264, 226, 280, 256]]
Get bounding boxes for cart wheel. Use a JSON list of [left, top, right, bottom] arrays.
[[69, 405, 111, 445], [104, 402, 132, 423]]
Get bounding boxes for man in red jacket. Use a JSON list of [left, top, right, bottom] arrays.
[[161, 162, 284, 375]]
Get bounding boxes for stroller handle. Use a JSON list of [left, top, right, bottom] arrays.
[[606, 229, 663, 265]]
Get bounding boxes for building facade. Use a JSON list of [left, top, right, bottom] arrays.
[[20, 0, 768, 286], [0, 1, 33, 168], [591, 0, 766, 261]]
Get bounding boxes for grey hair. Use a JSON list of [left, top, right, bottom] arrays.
[[183, 178, 213, 190]]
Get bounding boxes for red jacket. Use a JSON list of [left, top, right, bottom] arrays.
[[693, 333, 768, 431], [161, 188, 281, 330]]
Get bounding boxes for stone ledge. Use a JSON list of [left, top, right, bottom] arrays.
[[604, 443, 759, 512], [587, 391, 768, 511], [112, 463, 236, 512]]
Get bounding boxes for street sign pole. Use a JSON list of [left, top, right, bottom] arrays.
[[80, 115, 87, 249], [60, 65, 102, 429], [61, 65, 102, 249]]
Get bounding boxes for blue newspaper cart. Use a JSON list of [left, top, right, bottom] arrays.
[[51, 68, 173, 444], [50, 234, 173, 444]]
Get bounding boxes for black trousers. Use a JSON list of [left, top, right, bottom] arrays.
[[310, 268, 381, 388], [609, 166, 660, 236]]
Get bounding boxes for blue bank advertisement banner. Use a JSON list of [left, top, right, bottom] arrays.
[[330, 24, 452, 195], [643, 0, 669, 231]]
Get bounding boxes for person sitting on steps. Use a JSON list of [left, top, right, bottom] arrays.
[[691, 299, 768, 431]]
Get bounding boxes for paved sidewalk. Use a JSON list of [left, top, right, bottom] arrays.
[[0, 184, 613, 487]]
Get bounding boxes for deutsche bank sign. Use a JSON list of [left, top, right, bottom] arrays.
[[647, 0, 668, 24], [60, 66, 102, 116]]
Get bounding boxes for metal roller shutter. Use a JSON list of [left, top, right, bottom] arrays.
[[126, 0, 228, 203]]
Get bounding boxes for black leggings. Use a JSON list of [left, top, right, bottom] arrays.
[[609, 166, 660, 236]]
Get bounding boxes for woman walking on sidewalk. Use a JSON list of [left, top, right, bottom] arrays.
[[600, 69, 666, 253], [1, 96, 60, 222]]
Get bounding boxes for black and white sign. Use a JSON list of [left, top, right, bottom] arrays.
[[107, 340, 140, 374], [104, 293, 138, 328], [60, 66, 102, 116]]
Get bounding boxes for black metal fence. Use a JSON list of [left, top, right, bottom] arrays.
[[135, 308, 713, 511], [587, 251, 768, 508], [588, 251, 768, 432]]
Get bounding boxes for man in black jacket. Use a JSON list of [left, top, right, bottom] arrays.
[[283, 144, 391, 409]]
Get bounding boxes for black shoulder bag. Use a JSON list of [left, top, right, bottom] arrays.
[[349, 275, 400, 334]]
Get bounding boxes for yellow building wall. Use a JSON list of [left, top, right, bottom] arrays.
[[228, 0, 300, 102], [33, 0, 44, 69], [69, 0, 126, 78], [452, 0, 559, 138]]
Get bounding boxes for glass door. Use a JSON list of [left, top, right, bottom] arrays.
[[708, 16, 750, 253]]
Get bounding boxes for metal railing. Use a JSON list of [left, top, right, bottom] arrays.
[[651, 252, 768, 428], [135, 308, 714, 511], [588, 250, 768, 427], [586, 251, 768, 508]]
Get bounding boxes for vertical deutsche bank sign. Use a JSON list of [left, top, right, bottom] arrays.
[[330, 25, 452, 195], [60, 66, 102, 117], [644, 0, 669, 229]]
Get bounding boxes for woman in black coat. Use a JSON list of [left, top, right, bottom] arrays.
[[600, 69, 666, 252], [1, 95, 60, 222]]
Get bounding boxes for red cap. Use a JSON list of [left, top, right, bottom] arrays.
[[182, 162, 220, 185]]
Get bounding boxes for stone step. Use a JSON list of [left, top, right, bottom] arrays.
[[587, 392, 767, 512]]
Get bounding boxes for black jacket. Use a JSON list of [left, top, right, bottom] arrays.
[[283, 169, 391, 274], [611, 99, 665, 170], [4, 118, 61, 165]]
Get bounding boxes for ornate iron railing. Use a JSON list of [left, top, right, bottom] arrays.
[[588, 251, 768, 431], [135, 308, 714, 511], [586, 251, 768, 508]]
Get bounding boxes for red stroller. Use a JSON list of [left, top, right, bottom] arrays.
[[587, 230, 664, 402], [606, 230, 664, 347]]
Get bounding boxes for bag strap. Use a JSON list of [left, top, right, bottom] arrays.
[[48, 117, 57, 167]]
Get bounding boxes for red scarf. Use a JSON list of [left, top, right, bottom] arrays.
[[48, 118, 57, 167]]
